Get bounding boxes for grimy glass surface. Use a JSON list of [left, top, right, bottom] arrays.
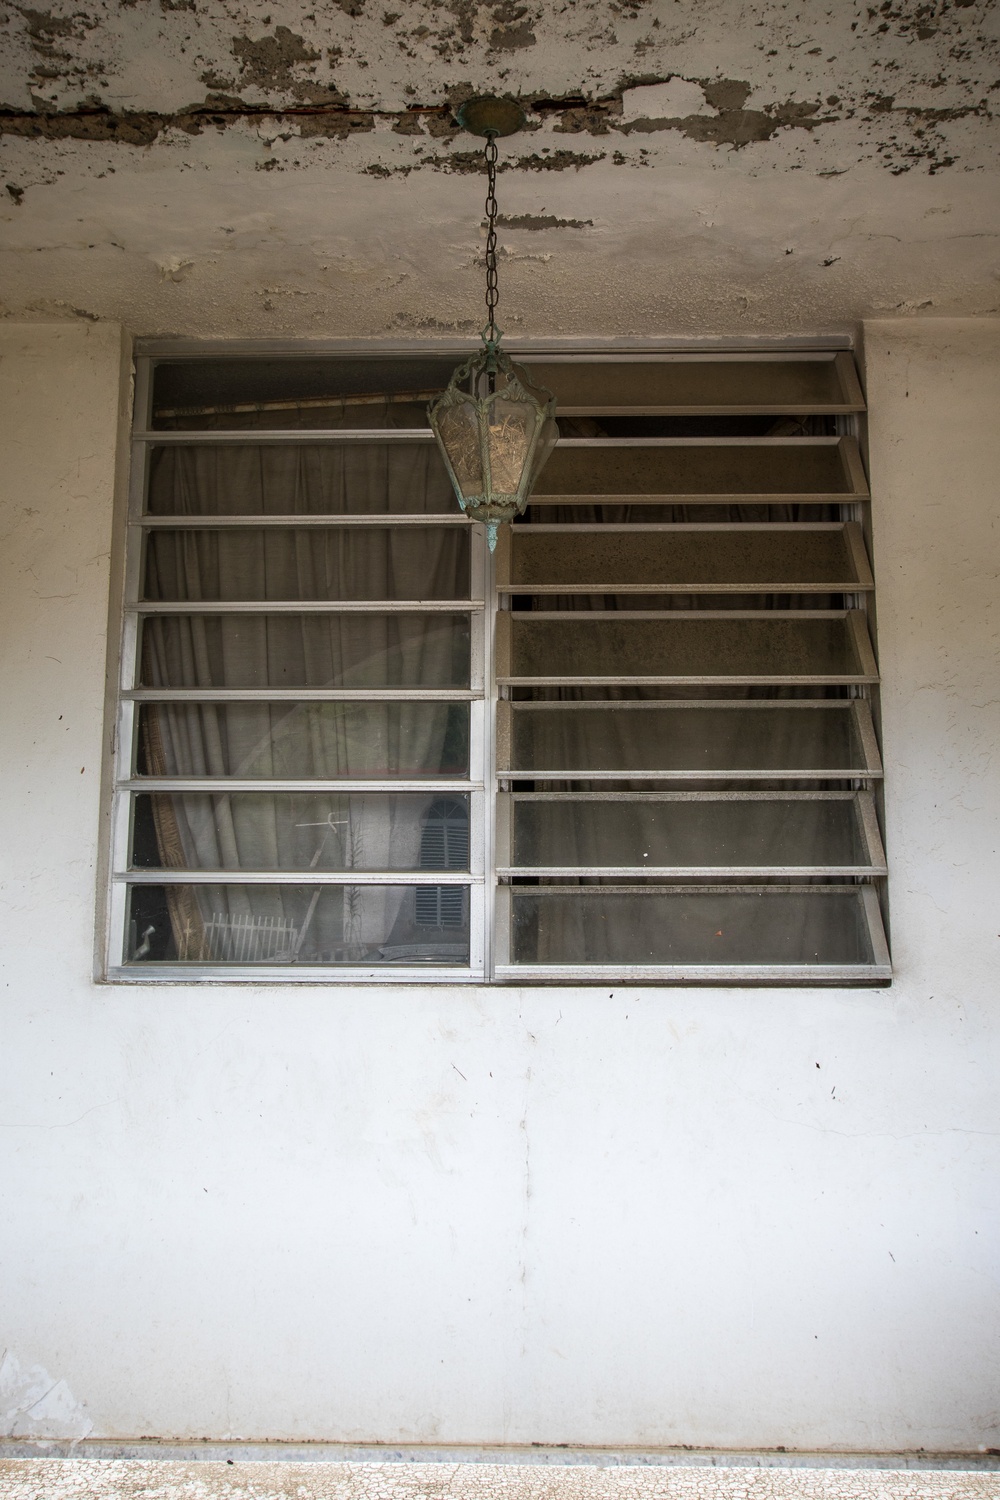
[[131, 353, 882, 981], [150, 358, 458, 429], [510, 888, 875, 966], [150, 358, 856, 427], [126, 884, 470, 965], [434, 402, 484, 498], [511, 798, 867, 870], [147, 444, 456, 515], [143, 528, 470, 602], [132, 793, 471, 870], [138, 614, 472, 689], [509, 617, 863, 680], [510, 529, 861, 590], [534, 444, 851, 497], [509, 704, 865, 774], [522, 360, 853, 412], [136, 702, 470, 778]]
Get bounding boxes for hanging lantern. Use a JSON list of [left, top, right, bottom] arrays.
[[429, 97, 559, 552], [429, 340, 559, 553]]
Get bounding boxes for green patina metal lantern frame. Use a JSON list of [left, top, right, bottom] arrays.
[[428, 98, 558, 552]]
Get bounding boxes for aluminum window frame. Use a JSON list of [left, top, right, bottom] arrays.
[[105, 351, 490, 983], [101, 339, 890, 985]]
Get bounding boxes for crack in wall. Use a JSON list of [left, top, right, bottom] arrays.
[[0, 79, 843, 153], [2, 75, 983, 173], [0, 98, 387, 144], [496, 213, 593, 229]]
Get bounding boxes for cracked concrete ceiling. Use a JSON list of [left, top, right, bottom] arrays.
[[1, 0, 998, 337]]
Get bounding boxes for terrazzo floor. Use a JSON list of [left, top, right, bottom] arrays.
[[1, 1463, 998, 1500]]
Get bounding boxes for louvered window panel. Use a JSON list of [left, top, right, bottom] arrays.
[[112, 352, 488, 978], [110, 345, 887, 984], [493, 350, 888, 984]]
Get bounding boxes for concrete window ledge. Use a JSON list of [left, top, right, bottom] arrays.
[[2, 1460, 1000, 1500]]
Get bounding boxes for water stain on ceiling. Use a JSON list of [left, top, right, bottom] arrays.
[[0, 0, 998, 335]]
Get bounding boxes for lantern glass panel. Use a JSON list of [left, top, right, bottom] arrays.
[[529, 414, 559, 488], [487, 396, 534, 493], [436, 401, 483, 498]]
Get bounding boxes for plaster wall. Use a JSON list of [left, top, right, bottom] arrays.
[[0, 318, 998, 1452]]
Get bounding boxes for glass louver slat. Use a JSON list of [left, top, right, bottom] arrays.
[[504, 524, 871, 593], [500, 612, 876, 684], [521, 355, 864, 414], [499, 702, 879, 780], [530, 440, 859, 500]]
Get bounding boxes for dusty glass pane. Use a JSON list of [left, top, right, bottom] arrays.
[[486, 398, 532, 493], [435, 403, 483, 498], [511, 798, 866, 869], [135, 702, 470, 778], [523, 360, 853, 412], [143, 528, 470, 603], [126, 884, 469, 965], [138, 614, 471, 689], [510, 704, 865, 774], [509, 617, 862, 679], [132, 792, 470, 871], [510, 529, 859, 589], [528, 414, 559, 489], [535, 444, 850, 497], [510, 887, 874, 966], [147, 444, 455, 515], [150, 357, 456, 429]]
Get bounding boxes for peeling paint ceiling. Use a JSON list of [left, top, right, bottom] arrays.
[[1, 0, 999, 337]]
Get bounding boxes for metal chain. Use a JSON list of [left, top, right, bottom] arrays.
[[483, 132, 500, 345]]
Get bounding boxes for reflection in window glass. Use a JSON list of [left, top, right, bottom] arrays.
[[136, 702, 470, 779], [127, 884, 470, 966], [139, 615, 471, 690], [416, 798, 470, 928]]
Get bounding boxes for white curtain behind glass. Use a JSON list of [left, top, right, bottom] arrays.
[[142, 410, 468, 962]]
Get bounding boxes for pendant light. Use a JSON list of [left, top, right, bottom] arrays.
[[428, 97, 559, 552]]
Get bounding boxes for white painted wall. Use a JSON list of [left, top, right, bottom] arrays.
[[0, 319, 997, 1452]]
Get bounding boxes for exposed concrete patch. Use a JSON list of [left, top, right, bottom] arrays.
[[0, 89, 917, 159], [297, 112, 377, 140], [620, 79, 825, 148], [490, 19, 537, 52], [231, 27, 331, 100], [0, 108, 168, 145], [426, 147, 606, 174], [18, 9, 82, 49], [501, 149, 605, 173], [0, 101, 383, 144], [496, 213, 593, 230], [0, 78, 988, 165]]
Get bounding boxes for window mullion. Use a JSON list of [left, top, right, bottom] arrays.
[[474, 522, 497, 981]]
